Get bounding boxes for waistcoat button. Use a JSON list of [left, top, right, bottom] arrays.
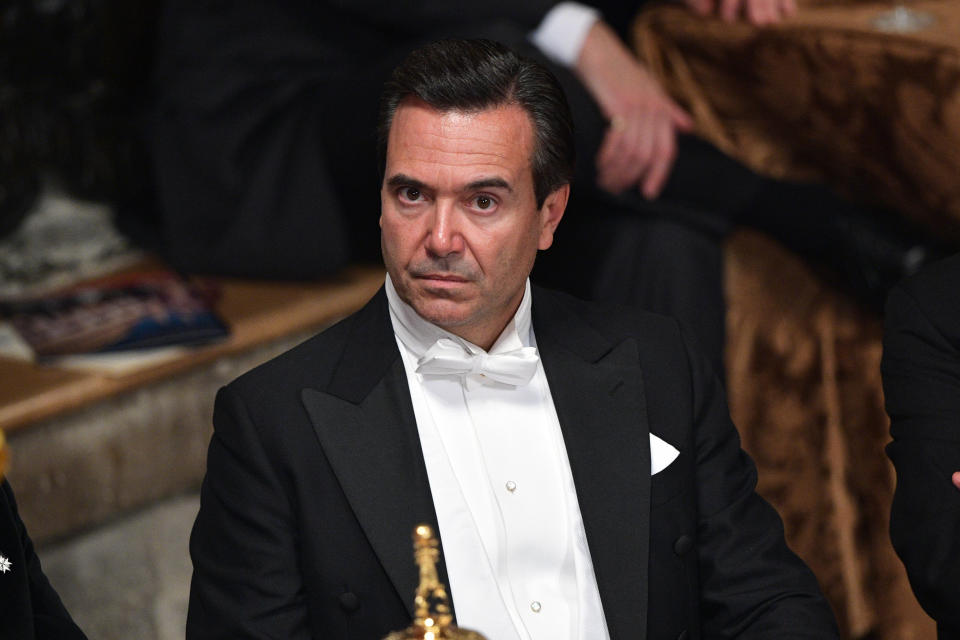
[[673, 534, 693, 556]]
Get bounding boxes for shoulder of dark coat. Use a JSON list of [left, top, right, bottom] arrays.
[[225, 305, 366, 398], [534, 286, 689, 356]]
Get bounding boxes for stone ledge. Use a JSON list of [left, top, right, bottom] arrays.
[[9, 329, 318, 544]]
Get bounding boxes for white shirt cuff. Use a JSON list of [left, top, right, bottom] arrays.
[[529, 2, 601, 68]]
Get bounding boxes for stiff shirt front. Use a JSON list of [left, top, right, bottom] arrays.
[[385, 275, 611, 640]]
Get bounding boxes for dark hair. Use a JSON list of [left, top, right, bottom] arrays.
[[378, 39, 575, 208]]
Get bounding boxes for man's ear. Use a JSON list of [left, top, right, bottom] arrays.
[[378, 189, 385, 228], [537, 183, 569, 251]]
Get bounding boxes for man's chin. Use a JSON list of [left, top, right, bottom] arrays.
[[409, 299, 474, 331], [395, 277, 478, 326], [405, 276, 475, 303]]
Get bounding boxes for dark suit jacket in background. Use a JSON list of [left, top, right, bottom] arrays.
[[883, 253, 960, 639], [0, 481, 87, 640], [186, 286, 837, 639], [153, 0, 576, 277]]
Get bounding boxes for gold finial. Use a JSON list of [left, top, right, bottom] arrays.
[[383, 525, 487, 640]]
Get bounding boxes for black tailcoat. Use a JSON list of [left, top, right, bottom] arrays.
[[187, 287, 837, 639]]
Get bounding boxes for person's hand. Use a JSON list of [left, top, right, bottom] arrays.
[[953, 471, 960, 491], [575, 21, 693, 199], [684, 0, 797, 25]]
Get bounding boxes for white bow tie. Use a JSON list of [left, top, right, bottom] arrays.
[[416, 338, 540, 386]]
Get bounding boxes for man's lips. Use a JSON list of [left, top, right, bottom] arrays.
[[417, 273, 469, 282], [413, 273, 474, 291]]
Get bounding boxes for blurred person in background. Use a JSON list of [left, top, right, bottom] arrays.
[[152, 0, 936, 375]]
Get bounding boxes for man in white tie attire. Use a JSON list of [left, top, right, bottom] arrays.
[[186, 39, 838, 640]]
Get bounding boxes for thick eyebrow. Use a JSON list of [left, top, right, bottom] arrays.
[[385, 174, 513, 193], [465, 177, 512, 192], [385, 173, 428, 190]]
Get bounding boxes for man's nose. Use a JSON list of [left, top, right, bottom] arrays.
[[424, 201, 464, 257]]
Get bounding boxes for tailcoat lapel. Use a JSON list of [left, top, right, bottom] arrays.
[[533, 288, 652, 640], [300, 289, 445, 618]]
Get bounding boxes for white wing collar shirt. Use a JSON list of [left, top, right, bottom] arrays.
[[385, 274, 611, 640]]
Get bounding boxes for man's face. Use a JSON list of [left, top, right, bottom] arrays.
[[380, 98, 567, 349]]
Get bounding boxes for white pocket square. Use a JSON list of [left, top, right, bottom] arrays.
[[650, 433, 680, 475]]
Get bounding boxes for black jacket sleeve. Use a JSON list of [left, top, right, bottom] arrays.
[[883, 254, 960, 637], [677, 324, 839, 639], [186, 386, 313, 639]]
